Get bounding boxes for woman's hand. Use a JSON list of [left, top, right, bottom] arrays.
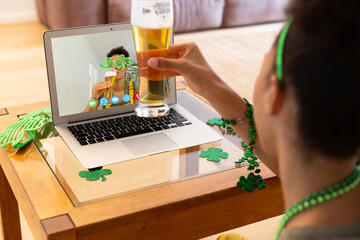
[[91, 81, 112, 100], [148, 42, 220, 96], [149, 42, 278, 174]]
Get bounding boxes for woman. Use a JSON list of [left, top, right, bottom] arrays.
[[148, 0, 360, 239], [84, 46, 138, 112]]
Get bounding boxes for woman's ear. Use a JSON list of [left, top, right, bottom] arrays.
[[265, 74, 285, 115]]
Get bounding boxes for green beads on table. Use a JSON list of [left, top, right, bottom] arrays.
[[273, 167, 360, 240], [235, 98, 266, 193]]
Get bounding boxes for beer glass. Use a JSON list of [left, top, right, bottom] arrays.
[[131, 0, 173, 117], [103, 69, 117, 109]]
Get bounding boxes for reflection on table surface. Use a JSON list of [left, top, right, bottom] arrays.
[[31, 90, 255, 206]]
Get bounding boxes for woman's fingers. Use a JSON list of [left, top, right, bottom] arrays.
[[148, 58, 187, 74]]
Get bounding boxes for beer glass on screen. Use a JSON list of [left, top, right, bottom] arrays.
[[103, 69, 117, 109], [131, 0, 173, 117]]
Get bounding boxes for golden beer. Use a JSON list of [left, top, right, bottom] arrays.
[[132, 26, 172, 106], [131, 0, 173, 117], [103, 69, 116, 109]]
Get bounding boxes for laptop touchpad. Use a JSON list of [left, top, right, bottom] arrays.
[[122, 133, 178, 156]]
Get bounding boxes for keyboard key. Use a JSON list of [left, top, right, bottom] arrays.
[[172, 118, 187, 123], [88, 139, 97, 144], [96, 138, 105, 142], [114, 128, 154, 139], [79, 141, 88, 146], [170, 125, 178, 128], [177, 123, 185, 126], [75, 133, 87, 138], [185, 122, 192, 125], [77, 137, 87, 142], [162, 125, 170, 129], [152, 126, 163, 131], [104, 136, 115, 141]]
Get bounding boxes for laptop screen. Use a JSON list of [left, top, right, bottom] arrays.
[[50, 28, 170, 117]]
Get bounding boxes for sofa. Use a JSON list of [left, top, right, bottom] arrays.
[[36, 0, 289, 33]]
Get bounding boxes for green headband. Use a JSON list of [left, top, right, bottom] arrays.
[[99, 54, 131, 71], [276, 17, 294, 89]]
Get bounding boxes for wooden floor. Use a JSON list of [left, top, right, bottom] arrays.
[[0, 22, 49, 108], [0, 21, 283, 240]]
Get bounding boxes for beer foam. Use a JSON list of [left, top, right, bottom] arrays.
[[105, 71, 117, 77], [131, 0, 173, 29]]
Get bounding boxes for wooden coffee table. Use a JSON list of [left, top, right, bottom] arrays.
[[0, 89, 284, 240]]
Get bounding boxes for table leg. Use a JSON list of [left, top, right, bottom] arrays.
[[0, 164, 22, 240]]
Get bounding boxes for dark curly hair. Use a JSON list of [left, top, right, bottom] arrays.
[[107, 46, 129, 58], [278, 0, 359, 159]]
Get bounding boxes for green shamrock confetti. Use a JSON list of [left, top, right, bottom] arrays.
[[79, 169, 112, 181], [199, 147, 229, 162], [206, 118, 236, 134], [0, 107, 52, 149], [99, 55, 131, 71], [206, 118, 223, 126], [237, 173, 262, 193], [236, 141, 267, 192], [206, 99, 266, 193]]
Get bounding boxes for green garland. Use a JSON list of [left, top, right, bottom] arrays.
[[211, 98, 266, 193]]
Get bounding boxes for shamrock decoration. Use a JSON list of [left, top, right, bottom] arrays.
[[206, 117, 236, 134], [237, 172, 266, 193], [206, 118, 223, 126], [235, 141, 266, 192], [79, 169, 112, 181], [199, 147, 229, 162], [0, 107, 52, 148], [99, 55, 131, 70], [114, 54, 131, 69], [99, 57, 113, 70]]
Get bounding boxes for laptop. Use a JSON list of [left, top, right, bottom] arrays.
[[43, 22, 222, 169]]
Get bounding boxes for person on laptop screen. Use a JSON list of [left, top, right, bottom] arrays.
[[84, 46, 138, 112]]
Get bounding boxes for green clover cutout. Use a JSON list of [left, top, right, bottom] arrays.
[[0, 107, 52, 149], [199, 147, 229, 162], [99, 55, 132, 71], [237, 172, 266, 192], [79, 169, 112, 181], [114, 54, 131, 69], [99, 57, 115, 70], [206, 118, 223, 126]]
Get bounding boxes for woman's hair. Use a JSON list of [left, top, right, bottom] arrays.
[[107, 46, 129, 58], [281, 0, 359, 158]]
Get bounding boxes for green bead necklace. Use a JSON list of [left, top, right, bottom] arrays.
[[217, 98, 266, 192], [273, 166, 360, 239]]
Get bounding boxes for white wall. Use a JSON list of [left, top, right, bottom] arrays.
[[52, 36, 101, 116], [0, 0, 38, 24]]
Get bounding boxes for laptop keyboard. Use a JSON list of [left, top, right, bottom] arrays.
[[67, 109, 192, 146]]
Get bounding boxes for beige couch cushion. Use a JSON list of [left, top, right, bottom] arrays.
[[36, 0, 107, 29], [108, 0, 132, 24], [222, 0, 289, 27], [108, 0, 225, 33], [173, 0, 225, 33]]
